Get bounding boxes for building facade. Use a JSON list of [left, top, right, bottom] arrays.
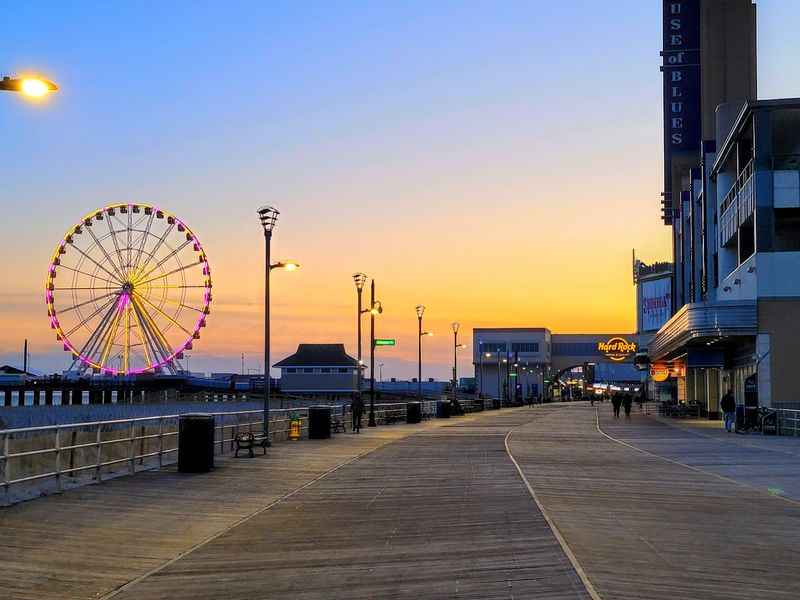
[[648, 1, 800, 413], [472, 328, 641, 401], [273, 344, 359, 397]]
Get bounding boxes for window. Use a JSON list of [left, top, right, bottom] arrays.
[[338, 368, 349, 374], [481, 343, 507, 353], [303, 368, 314, 374], [512, 342, 539, 353], [552, 342, 598, 356], [321, 368, 331, 374], [285, 368, 296, 374]]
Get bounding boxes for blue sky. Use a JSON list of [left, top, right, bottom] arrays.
[[2, 1, 799, 377]]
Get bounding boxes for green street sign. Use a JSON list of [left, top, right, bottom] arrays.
[[374, 338, 396, 347]]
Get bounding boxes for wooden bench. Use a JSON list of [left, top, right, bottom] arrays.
[[234, 432, 269, 458]]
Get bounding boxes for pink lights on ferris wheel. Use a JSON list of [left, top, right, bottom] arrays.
[[45, 203, 212, 376]]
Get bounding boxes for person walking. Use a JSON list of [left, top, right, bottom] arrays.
[[611, 394, 622, 418], [351, 393, 364, 434], [720, 388, 736, 433], [622, 393, 633, 419]]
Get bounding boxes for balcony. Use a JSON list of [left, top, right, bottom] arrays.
[[719, 159, 754, 247]]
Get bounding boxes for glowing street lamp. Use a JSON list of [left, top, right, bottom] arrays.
[[353, 273, 368, 393], [368, 279, 383, 427], [451, 322, 467, 414], [257, 205, 299, 440], [1, 76, 58, 98], [415, 305, 433, 401]]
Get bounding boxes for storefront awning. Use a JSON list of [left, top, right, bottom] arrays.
[[648, 300, 757, 362]]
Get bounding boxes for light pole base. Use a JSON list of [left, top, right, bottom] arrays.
[[368, 413, 376, 427]]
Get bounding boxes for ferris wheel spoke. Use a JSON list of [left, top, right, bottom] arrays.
[[84, 223, 128, 283], [104, 218, 129, 278], [143, 284, 208, 289], [147, 295, 205, 313], [69, 297, 123, 368], [131, 294, 175, 366], [98, 300, 126, 369], [130, 212, 155, 275], [128, 299, 155, 368], [124, 303, 131, 373], [133, 290, 194, 337], [54, 286, 119, 291], [127, 210, 133, 275], [69, 243, 126, 285], [134, 222, 175, 280], [55, 264, 122, 287], [134, 238, 192, 284], [58, 291, 119, 317], [135, 262, 202, 287]]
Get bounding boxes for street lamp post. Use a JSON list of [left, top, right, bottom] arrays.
[[478, 342, 482, 398], [415, 305, 432, 401], [451, 323, 466, 414], [505, 348, 511, 406], [496, 351, 501, 408], [416, 305, 424, 400], [257, 205, 300, 445], [368, 279, 383, 427], [353, 273, 367, 393]]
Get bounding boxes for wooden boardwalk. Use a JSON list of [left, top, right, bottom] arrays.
[[6, 403, 800, 599], [0, 420, 451, 600], [0, 409, 588, 600], [107, 410, 588, 600], [507, 404, 800, 600]]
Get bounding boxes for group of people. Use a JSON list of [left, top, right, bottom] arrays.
[[610, 392, 635, 419], [589, 391, 637, 419]]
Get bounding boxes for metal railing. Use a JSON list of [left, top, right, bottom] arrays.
[[0, 408, 309, 500], [777, 409, 800, 437]]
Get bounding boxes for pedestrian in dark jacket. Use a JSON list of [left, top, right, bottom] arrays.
[[720, 389, 736, 432], [622, 394, 633, 419], [611, 394, 622, 418], [351, 393, 364, 433]]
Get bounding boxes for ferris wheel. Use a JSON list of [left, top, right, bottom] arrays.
[[45, 204, 212, 376]]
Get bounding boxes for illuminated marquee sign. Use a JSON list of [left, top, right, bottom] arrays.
[[597, 337, 638, 362], [661, 0, 701, 225], [650, 364, 670, 382]]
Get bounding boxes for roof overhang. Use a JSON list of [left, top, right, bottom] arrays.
[[648, 300, 757, 362]]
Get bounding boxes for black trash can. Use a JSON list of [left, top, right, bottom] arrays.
[[406, 401, 422, 424], [492, 399, 501, 410], [308, 406, 332, 439], [436, 400, 451, 419], [178, 413, 215, 473]]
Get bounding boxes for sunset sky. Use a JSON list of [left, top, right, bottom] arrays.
[[2, 1, 799, 379]]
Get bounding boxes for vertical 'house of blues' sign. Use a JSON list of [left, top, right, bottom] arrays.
[[661, 0, 701, 224]]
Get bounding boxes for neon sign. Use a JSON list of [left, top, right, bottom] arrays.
[[597, 337, 637, 362]]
